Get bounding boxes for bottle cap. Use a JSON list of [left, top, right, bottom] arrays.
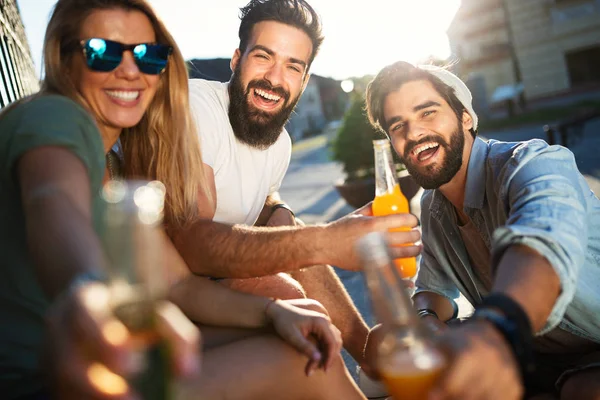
[[373, 139, 391, 149]]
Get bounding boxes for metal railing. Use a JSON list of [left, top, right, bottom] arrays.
[[544, 109, 600, 148]]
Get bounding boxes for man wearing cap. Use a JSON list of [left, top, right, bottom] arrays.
[[364, 61, 600, 399]]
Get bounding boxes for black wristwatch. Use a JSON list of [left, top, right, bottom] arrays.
[[472, 294, 536, 382], [417, 308, 439, 319]]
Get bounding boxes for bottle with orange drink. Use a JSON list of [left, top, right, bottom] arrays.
[[101, 181, 172, 400], [371, 139, 417, 278], [356, 232, 446, 400]]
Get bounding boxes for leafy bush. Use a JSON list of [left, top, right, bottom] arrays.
[[331, 97, 386, 181]]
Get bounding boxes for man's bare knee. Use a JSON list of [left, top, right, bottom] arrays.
[[560, 368, 600, 400], [220, 273, 307, 300]]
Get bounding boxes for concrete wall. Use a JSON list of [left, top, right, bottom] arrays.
[[506, 0, 600, 99], [449, 0, 600, 103]]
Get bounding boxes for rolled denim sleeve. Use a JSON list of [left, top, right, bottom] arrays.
[[492, 140, 588, 334], [415, 239, 460, 319]]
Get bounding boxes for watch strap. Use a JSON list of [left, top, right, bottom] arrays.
[[272, 203, 295, 218], [474, 293, 535, 382], [417, 308, 439, 319]]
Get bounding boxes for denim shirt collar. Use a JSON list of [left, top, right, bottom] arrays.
[[429, 137, 490, 219], [464, 137, 490, 210]]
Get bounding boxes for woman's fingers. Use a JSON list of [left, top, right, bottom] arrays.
[[155, 301, 202, 377], [287, 330, 322, 375], [73, 284, 134, 375], [47, 283, 134, 399]]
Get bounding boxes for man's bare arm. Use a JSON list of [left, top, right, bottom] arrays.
[[492, 244, 561, 332], [171, 210, 421, 278], [255, 192, 290, 227], [412, 245, 560, 330], [413, 291, 456, 322]]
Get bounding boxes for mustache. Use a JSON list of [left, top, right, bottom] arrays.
[[404, 135, 447, 159], [246, 79, 290, 102]]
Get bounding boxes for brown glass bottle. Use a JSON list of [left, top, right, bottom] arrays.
[[357, 232, 446, 400], [101, 180, 171, 400]]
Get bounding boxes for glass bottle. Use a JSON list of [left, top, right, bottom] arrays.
[[357, 232, 446, 400], [101, 180, 171, 400], [371, 139, 417, 278]]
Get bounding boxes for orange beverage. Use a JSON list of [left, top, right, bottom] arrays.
[[379, 349, 446, 400], [372, 139, 417, 278], [356, 233, 447, 400], [372, 183, 417, 278]]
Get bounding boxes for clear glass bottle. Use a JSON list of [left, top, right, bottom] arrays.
[[357, 232, 445, 400], [101, 180, 171, 400], [371, 139, 417, 278]]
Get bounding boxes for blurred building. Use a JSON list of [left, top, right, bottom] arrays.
[[0, 0, 39, 109], [188, 57, 340, 141], [285, 78, 326, 141], [448, 0, 600, 110]]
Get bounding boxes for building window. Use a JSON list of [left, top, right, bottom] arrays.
[[551, 0, 596, 23], [566, 46, 600, 87]]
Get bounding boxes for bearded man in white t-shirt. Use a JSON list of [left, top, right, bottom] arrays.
[[170, 0, 421, 378]]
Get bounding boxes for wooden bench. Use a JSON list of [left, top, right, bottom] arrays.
[[544, 109, 600, 148]]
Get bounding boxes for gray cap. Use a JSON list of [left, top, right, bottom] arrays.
[[418, 64, 478, 131]]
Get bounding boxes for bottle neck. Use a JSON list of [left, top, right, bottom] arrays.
[[374, 141, 398, 196], [373, 264, 419, 327], [361, 237, 418, 328]]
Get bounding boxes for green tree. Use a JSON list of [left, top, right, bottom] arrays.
[[331, 97, 386, 181]]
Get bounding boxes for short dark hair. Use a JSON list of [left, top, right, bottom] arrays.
[[365, 61, 476, 138], [238, 0, 324, 69]]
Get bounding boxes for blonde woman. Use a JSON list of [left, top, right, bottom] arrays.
[[0, 1, 365, 399], [0, 0, 201, 398]]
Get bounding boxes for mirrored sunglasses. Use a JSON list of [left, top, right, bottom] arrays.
[[80, 38, 173, 75]]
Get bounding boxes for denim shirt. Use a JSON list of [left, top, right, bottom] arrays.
[[415, 137, 600, 342]]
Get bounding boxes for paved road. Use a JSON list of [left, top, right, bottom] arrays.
[[280, 134, 374, 378]]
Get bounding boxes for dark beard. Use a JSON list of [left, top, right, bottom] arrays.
[[400, 124, 465, 190], [228, 64, 300, 150]]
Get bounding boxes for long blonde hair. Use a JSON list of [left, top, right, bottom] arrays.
[[41, 0, 209, 228]]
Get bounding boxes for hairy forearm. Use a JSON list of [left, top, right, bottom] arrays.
[[492, 244, 561, 332], [168, 275, 271, 328], [25, 194, 104, 299], [171, 219, 327, 278], [413, 291, 456, 322]]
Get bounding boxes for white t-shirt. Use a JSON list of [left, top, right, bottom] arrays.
[[189, 79, 292, 225]]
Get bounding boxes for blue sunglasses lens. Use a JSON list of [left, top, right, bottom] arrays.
[[132, 43, 172, 75], [84, 38, 121, 72], [82, 39, 172, 75]]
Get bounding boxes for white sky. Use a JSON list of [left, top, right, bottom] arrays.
[[17, 0, 460, 80]]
